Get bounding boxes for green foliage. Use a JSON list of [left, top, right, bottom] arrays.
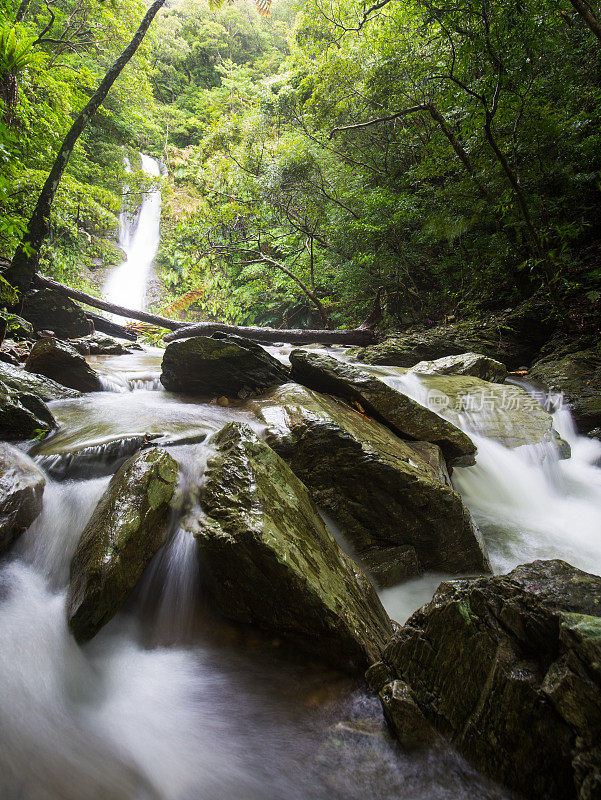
[[3, 0, 601, 328]]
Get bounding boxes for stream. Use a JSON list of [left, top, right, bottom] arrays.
[[1, 159, 600, 800]]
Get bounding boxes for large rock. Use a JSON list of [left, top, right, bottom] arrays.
[[67, 447, 179, 642], [193, 422, 393, 669], [386, 372, 569, 452], [25, 338, 103, 393], [160, 334, 289, 397], [0, 360, 79, 401], [252, 384, 489, 586], [0, 443, 45, 555], [411, 352, 507, 383], [0, 379, 56, 441], [368, 560, 601, 800], [289, 349, 476, 465], [529, 342, 601, 433], [0, 312, 35, 341], [21, 287, 92, 338]]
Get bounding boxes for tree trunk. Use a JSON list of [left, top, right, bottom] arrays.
[[163, 322, 377, 346], [5, 0, 166, 295], [32, 275, 183, 330], [31, 274, 379, 346], [570, 0, 601, 42], [85, 311, 138, 341]]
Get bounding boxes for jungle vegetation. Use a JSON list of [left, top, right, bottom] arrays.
[[1, 0, 601, 328]]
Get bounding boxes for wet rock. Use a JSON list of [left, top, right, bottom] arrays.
[[404, 441, 451, 485], [529, 343, 601, 433], [289, 350, 476, 465], [366, 366, 569, 453], [0, 360, 79, 401], [193, 422, 393, 670], [25, 338, 103, 393], [370, 560, 601, 800], [160, 335, 289, 397], [0, 312, 35, 341], [21, 287, 93, 339], [0, 346, 21, 366], [378, 680, 438, 749], [69, 333, 139, 356], [0, 379, 56, 441], [411, 352, 507, 383], [0, 443, 45, 555], [252, 384, 488, 586], [67, 447, 179, 642]]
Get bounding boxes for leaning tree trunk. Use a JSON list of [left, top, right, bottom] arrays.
[[5, 0, 166, 295], [570, 0, 601, 43], [32, 274, 380, 346]]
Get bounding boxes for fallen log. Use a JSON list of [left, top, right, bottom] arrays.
[[164, 288, 382, 346], [33, 275, 183, 331], [32, 274, 380, 347], [163, 322, 377, 346], [86, 311, 138, 341]]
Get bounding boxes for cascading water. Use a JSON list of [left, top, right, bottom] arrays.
[[103, 153, 162, 312], [2, 281, 600, 797], [0, 349, 516, 800], [375, 366, 601, 623]]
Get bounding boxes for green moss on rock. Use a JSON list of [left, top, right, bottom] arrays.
[[193, 422, 393, 670], [66, 447, 179, 643], [289, 349, 476, 465], [370, 559, 601, 800]]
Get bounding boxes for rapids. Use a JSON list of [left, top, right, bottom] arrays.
[[2, 161, 599, 800], [1, 345, 599, 798]]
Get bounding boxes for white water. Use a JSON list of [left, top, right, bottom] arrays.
[[0, 349, 518, 800], [103, 154, 162, 312], [3, 224, 601, 800], [377, 368, 601, 623]]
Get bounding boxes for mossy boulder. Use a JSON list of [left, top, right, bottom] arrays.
[[368, 560, 601, 800], [0, 312, 35, 341], [411, 352, 507, 382], [25, 338, 103, 393], [160, 334, 289, 397], [0, 443, 45, 555], [0, 379, 56, 441], [21, 287, 92, 338], [0, 360, 79, 401], [529, 343, 601, 433], [67, 447, 179, 642], [252, 384, 489, 586], [289, 349, 476, 465], [399, 372, 569, 453], [193, 422, 393, 670]]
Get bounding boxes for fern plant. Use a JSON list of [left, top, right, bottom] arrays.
[[0, 22, 45, 113]]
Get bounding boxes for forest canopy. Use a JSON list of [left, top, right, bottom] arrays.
[[1, 0, 600, 328]]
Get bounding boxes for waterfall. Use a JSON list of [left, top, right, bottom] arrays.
[[103, 153, 162, 312]]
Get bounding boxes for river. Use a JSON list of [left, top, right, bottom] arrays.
[[1, 157, 599, 800]]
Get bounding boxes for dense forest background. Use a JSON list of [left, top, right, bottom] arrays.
[[1, 0, 601, 330]]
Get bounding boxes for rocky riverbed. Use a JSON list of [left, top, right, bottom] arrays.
[[1, 289, 600, 800]]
